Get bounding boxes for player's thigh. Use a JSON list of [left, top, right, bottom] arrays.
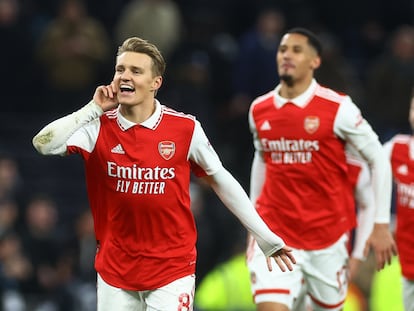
[[97, 273, 144, 311], [403, 277, 414, 311], [146, 274, 195, 311], [248, 241, 303, 309], [304, 235, 349, 311]]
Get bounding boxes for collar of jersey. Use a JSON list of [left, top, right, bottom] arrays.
[[116, 99, 162, 131], [274, 79, 317, 108]]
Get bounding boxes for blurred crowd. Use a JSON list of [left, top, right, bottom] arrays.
[[0, 0, 414, 310]]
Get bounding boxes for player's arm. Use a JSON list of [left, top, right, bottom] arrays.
[[189, 121, 295, 271], [32, 84, 117, 155], [246, 108, 267, 254], [346, 150, 376, 280], [335, 97, 397, 271], [249, 108, 266, 206], [358, 140, 397, 270], [203, 168, 296, 272]]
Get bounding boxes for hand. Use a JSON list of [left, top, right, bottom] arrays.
[[266, 246, 296, 272], [363, 223, 397, 271], [93, 82, 119, 112]]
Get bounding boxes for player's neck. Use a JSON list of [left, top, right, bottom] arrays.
[[279, 77, 312, 99], [119, 99, 156, 124]]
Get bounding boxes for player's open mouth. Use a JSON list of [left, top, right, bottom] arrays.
[[120, 84, 135, 93]]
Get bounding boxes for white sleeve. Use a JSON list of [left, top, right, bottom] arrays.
[[32, 101, 103, 155], [248, 106, 266, 205], [334, 97, 392, 224], [205, 167, 285, 256], [250, 151, 266, 206], [188, 120, 223, 175], [358, 141, 392, 223], [351, 159, 375, 260]]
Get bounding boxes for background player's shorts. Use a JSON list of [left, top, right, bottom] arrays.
[[97, 273, 195, 311], [247, 234, 349, 310], [403, 277, 414, 311]]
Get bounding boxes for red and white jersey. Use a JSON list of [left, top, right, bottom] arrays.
[[66, 100, 222, 290], [384, 134, 414, 279], [346, 145, 375, 260], [249, 79, 379, 249]]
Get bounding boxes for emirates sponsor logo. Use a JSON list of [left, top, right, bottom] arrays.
[[158, 141, 175, 160], [304, 116, 320, 134], [261, 137, 319, 152]]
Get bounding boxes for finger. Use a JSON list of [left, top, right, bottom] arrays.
[[266, 257, 273, 272], [286, 251, 296, 264], [274, 257, 286, 272], [101, 86, 109, 98], [111, 81, 117, 93], [376, 252, 385, 271], [392, 244, 398, 256], [106, 85, 114, 98], [281, 255, 293, 271], [386, 247, 395, 265]]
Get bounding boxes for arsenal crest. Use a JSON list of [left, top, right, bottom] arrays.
[[304, 116, 320, 134], [158, 141, 175, 160]]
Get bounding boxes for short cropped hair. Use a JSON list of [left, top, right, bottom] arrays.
[[117, 37, 166, 77], [286, 27, 323, 56]]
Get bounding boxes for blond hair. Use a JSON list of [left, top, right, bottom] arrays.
[[117, 37, 166, 77]]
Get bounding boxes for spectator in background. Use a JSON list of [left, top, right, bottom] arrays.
[[231, 7, 286, 116], [0, 0, 36, 110], [74, 209, 96, 284], [351, 18, 386, 80], [0, 231, 31, 311], [225, 7, 286, 189], [114, 0, 183, 61], [0, 154, 23, 205], [71, 208, 97, 311], [0, 195, 30, 311], [19, 194, 67, 310], [160, 50, 218, 143], [0, 199, 20, 238], [24, 0, 57, 41], [314, 29, 364, 105], [365, 25, 414, 142], [35, 0, 112, 113]]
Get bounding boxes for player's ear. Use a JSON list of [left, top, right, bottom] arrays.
[[151, 76, 163, 92], [311, 56, 321, 70]]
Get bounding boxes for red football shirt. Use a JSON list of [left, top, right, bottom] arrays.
[[250, 83, 356, 249], [67, 102, 222, 290], [387, 135, 414, 279]]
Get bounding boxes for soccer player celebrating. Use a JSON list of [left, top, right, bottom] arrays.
[[32, 37, 295, 311], [383, 90, 414, 311], [246, 27, 396, 311]]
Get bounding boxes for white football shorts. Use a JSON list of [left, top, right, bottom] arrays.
[[403, 277, 414, 311], [247, 234, 349, 311], [97, 273, 195, 311]]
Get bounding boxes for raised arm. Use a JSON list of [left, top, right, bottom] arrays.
[[33, 83, 118, 155], [32, 101, 103, 155]]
